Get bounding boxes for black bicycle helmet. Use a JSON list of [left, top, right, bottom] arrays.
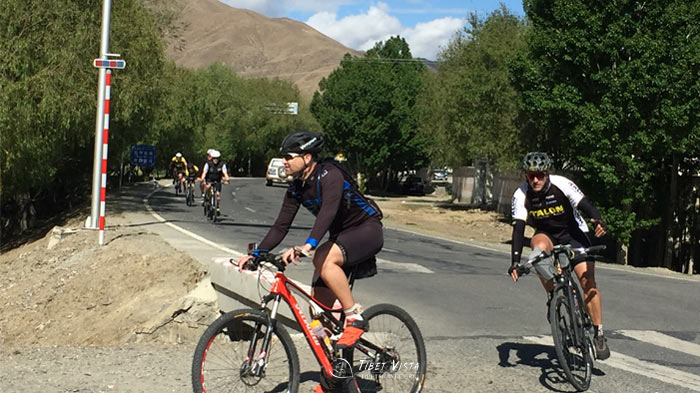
[[280, 131, 324, 155], [521, 152, 552, 172]]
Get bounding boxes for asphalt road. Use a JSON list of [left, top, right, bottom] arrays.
[[150, 178, 700, 393]]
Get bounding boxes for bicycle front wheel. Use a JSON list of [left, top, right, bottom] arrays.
[[192, 309, 300, 393], [347, 303, 427, 393], [550, 290, 593, 391]]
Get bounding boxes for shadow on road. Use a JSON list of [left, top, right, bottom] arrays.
[[496, 341, 605, 392]]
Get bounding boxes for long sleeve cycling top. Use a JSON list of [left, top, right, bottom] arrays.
[[510, 174, 602, 264], [257, 162, 379, 252]]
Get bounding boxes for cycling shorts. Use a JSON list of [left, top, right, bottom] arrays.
[[534, 227, 593, 266], [205, 179, 222, 192], [312, 218, 383, 288]]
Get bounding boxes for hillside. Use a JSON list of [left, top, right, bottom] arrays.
[[160, 0, 362, 98]]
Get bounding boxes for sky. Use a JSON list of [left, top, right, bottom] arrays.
[[219, 1, 525, 60]]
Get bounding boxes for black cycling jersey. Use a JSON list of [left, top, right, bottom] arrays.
[[203, 160, 227, 181], [511, 174, 601, 264], [257, 161, 381, 252]]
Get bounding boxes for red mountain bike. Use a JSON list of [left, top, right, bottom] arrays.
[[191, 250, 427, 393]]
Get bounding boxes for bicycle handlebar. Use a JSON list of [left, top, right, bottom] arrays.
[[244, 253, 288, 272], [514, 244, 606, 276]]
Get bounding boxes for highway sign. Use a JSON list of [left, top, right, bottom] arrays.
[[130, 145, 156, 167]]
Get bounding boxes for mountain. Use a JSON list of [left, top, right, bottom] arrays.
[[160, 0, 362, 99]]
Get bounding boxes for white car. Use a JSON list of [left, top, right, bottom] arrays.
[[266, 158, 293, 186]]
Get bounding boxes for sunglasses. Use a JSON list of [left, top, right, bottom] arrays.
[[526, 172, 547, 181], [282, 152, 301, 160]]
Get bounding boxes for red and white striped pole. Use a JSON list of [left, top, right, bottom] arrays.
[[98, 70, 112, 245]]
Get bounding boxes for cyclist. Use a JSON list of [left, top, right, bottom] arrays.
[[186, 161, 199, 195], [509, 152, 610, 360], [169, 152, 188, 193], [200, 149, 213, 201], [198, 150, 229, 215], [236, 131, 383, 393]]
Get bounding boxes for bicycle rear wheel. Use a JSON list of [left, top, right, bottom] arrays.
[[186, 186, 194, 206], [192, 309, 300, 393], [347, 304, 427, 393], [210, 193, 217, 222], [550, 290, 593, 391]]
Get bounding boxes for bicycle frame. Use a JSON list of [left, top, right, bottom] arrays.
[[551, 254, 592, 349], [254, 270, 344, 377]]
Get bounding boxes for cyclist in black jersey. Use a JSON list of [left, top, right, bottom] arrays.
[[236, 131, 383, 369], [197, 150, 229, 214], [199, 149, 213, 200], [509, 152, 610, 360]]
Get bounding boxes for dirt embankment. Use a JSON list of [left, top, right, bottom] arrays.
[[0, 215, 215, 352]]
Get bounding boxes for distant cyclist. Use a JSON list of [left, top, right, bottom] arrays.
[[200, 149, 213, 201], [186, 162, 199, 191], [509, 152, 610, 360], [169, 152, 188, 193], [236, 131, 384, 393], [198, 150, 229, 215]]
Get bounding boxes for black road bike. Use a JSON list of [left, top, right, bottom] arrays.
[[515, 244, 606, 391], [186, 177, 196, 206], [202, 181, 221, 223]]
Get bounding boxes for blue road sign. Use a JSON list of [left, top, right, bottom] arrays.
[[130, 145, 156, 167]]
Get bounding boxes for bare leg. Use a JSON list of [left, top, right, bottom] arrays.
[[574, 261, 602, 326], [531, 233, 555, 292], [312, 242, 354, 310]]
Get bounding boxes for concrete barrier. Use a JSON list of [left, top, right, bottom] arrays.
[[208, 257, 313, 328]]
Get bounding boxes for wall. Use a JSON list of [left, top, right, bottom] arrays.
[[451, 163, 522, 216]]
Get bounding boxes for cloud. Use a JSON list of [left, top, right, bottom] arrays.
[[306, 3, 464, 60], [221, 0, 465, 60], [307, 4, 403, 51], [220, 0, 350, 17], [402, 17, 464, 60]]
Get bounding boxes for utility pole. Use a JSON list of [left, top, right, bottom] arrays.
[[88, 0, 113, 230], [87, 0, 126, 246]]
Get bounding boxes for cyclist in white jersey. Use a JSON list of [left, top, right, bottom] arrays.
[[509, 152, 610, 360]]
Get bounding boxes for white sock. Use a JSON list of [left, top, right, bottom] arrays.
[[344, 304, 363, 320], [595, 324, 604, 336]]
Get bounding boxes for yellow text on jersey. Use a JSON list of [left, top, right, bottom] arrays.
[[529, 205, 565, 218]]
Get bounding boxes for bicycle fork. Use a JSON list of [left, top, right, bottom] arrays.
[[565, 277, 588, 349], [244, 294, 282, 378]]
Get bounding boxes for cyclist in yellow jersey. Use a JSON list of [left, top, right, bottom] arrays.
[[170, 152, 188, 194]]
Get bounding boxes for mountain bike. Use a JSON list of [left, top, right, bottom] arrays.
[[191, 250, 427, 393], [515, 244, 606, 392], [186, 177, 196, 206]]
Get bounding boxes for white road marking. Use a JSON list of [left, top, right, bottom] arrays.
[[245, 207, 256, 213], [618, 330, 700, 358], [377, 258, 433, 274], [525, 335, 700, 392], [382, 248, 399, 253], [143, 188, 244, 258]]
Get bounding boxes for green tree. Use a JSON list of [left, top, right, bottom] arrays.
[[418, 5, 528, 170], [511, 0, 700, 270], [310, 36, 429, 189], [0, 0, 165, 235], [151, 63, 316, 176]]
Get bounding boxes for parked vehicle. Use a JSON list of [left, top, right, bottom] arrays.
[[266, 158, 293, 186], [432, 169, 448, 181], [401, 175, 425, 195]]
